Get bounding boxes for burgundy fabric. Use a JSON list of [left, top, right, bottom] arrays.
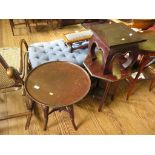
[[147, 24, 155, 31]]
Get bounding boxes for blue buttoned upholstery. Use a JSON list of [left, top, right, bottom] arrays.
[[28, 39, 89, 68]]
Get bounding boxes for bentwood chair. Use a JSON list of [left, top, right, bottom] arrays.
[[0, 42, 31, 129]]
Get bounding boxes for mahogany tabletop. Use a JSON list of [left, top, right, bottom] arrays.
[[25, 61, 91, 107], [85, 22, 146, 48]]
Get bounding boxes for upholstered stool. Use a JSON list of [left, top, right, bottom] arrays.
[[28, 39, 89, 68]]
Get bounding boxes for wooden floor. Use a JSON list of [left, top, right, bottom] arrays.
[[0, 19, 155, 135]]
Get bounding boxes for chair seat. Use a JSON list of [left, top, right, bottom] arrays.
[[28, 39, 89, 68], [0, 47, 20, 71]]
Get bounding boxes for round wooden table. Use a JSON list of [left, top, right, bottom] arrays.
[[24, 61, 91, 130]]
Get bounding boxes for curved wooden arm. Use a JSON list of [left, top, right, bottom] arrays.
[[21, 52, 29, 80], [19, 39, 28, 75]]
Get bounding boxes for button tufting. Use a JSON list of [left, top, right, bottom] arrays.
[[29, 39, 89, 68], [35, 56, 39, 59], [45, 58, 49, 61]]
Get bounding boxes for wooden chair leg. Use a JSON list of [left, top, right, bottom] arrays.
[[149, 79, 155, 91], [25, 19, 32, 33], [67, 105, 77, 130], [9, 19, 15, 36], [43, 105, 49, 130], [98, 81, 111, 112]]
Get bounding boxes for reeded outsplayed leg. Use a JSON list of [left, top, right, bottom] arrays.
[[43, 105, 49, 130], [98, 81, 111, 112], [67, 105, 77, 130], [25, 98, 35, 130]]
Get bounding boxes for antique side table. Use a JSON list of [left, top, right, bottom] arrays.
[[84, 22, 146, 75], [83, 22, 146, 111], [24, 61, 91, 130]]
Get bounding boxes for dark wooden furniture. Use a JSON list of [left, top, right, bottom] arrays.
[[24, 61, 91, 130], [111, 19, 155, 30], [34, 19, 54, 29], [83, 22, 145, 111], [127, 30, 155, 99], [84, 22, 146, 74], [9, 19, 31, 36], [59, 19, 106, 27]]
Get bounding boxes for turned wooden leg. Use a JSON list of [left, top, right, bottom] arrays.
[[43, 105, 49, 130], [67, 105, 77, 130], [149, 79, 155, 91], [98, 81, 111, 112], [25, 98, 35, 130]]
